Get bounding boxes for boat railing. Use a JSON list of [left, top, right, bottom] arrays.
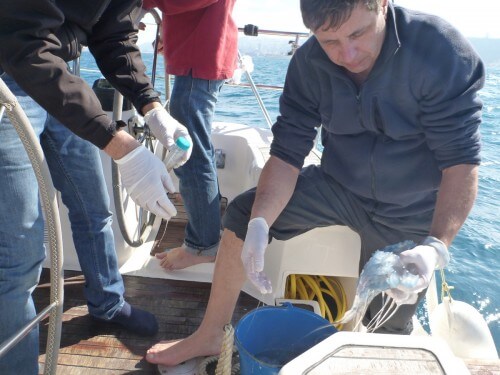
[[77, 17, 319, 245], [235, 50, 274, 128], [238, 24, 310, 55], [78, 22, 310, 131], [0, 78, 64, 375], [235, 25, 324, 152]]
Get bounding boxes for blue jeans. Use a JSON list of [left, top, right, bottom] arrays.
[[170, 74, 225, 256], [0, 74, 125, 374]]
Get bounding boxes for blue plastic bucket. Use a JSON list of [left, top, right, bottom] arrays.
[[235, 303, 337, 374]]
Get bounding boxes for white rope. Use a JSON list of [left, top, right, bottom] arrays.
[[197, 324, 236, 375], [215, 324, 234, 375]]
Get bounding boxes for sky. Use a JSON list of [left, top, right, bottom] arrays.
[[139, 0, 500, 45], [231, 0, 500, 39]]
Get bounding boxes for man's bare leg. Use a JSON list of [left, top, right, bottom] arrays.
[[146, 229, 247, 366], [156, 246, 215, 271]]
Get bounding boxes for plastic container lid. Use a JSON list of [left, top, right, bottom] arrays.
[[175, 136, 191, 151]]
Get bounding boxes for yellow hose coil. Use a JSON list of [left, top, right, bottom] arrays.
[[285, 274, 347, 330]]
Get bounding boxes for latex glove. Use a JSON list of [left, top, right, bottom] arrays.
[[387, 236, 449, 300], [114, 146, 177, 219], [143, 107, 193, 166], [241, 217, 272, 294]]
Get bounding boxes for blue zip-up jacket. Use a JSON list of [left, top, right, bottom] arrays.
[[270, 3, 484, 218]]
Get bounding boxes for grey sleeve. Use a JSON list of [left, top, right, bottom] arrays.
[[416, 27, 485, 169], [270, 52, 322, 169]]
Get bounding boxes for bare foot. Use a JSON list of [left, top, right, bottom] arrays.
[[156, 246, 215, 270], [146, 330, 221, 366]]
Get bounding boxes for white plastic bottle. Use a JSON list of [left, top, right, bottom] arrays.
[[165, 136, 191, 171]]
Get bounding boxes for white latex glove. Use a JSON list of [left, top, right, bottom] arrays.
[[114, 146, 177, 220], [143, 107, 193, 166], [386, 236, 449, 301], [241, 217, 272, 294]]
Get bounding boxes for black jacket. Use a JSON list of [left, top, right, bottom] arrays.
[[0, 0, 160, 148]]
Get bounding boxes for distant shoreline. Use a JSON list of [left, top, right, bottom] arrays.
[[136, 36, 500, 64]]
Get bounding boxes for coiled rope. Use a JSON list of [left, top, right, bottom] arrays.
[[198, 324, 238, 375]]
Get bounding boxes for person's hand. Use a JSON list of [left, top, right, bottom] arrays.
[[241, 217, 272, 294], [386, 236, 449, 301], [144, 107, 193, 166], [114, 146, 177, 219]]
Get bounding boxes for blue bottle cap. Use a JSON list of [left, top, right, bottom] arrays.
[[175, 136, 191, 150]]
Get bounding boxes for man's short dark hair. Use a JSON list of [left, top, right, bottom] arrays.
[[301, 0, 382, 32]]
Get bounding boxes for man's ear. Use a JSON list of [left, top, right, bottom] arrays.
[[381, 0, 389, 16]]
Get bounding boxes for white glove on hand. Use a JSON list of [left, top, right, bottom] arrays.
[[386, 236, 449, 301], [143, 107, 193, 166], [241, 217, 272, 294], [115, 146, 177, 220]]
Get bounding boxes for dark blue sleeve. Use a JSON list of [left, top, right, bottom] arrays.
[[414, 18, 484, 169], [270, 47, 322, 169]]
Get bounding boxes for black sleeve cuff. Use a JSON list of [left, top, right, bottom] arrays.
[[133, 90, 162, 115]]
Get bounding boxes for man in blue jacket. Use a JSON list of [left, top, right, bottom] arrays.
[[145, 0, 484, 366]]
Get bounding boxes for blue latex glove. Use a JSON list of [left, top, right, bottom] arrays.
[[241, 217, 272, 294]]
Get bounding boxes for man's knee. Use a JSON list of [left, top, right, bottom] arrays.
[[222, 188, 256, 241]]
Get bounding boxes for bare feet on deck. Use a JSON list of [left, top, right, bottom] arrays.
[[156, 246, 216, 271], [146, 330, 222, 366]]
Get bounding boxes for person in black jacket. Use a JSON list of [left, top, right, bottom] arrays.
[[0, 1, 191, 373]]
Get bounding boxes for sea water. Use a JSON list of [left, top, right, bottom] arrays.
[[79, 51, 499, 353]]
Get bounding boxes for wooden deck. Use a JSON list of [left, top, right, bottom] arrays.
[[34, 267, 259, 374], [34, 203, 257, 375], [32, 204, 499, 374], [33, 266, 500, 374]]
